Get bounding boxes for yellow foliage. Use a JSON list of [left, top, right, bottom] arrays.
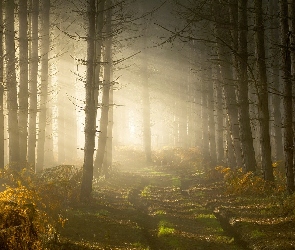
[[216, 166, 270, 196], [0, 165, 82, 249]]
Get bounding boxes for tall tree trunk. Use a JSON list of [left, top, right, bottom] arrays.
[[0, 0, 3, 169], [81, 0, 96, 200], [213, 2, 243, 168], [5, 0, 19, 166], [104, 70, 113, 178], [280, 0, 294, 192], [28, 0, 39, 168], [57, 82, 65, 163], [92, 0, 106, 176], [94, 0, 112, 175], [270, 0, 283, 161], [254, 0, 274, 181], [36, 0, 50, 172], [215, 68, 224, 165], [18, 0, 29, 165], [142, 23, 152, 163], [208, 67, 217, 167], [237, 0, 256, 172], [291, 0, 295, 172], [201, 65, 209, 167]]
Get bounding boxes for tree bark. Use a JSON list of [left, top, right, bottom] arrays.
[[0, 0, 3, 169], [208, 66, 217, 167], [142, 23, 152, 163], [18, 0, 29, 165], [215, 68, 224, 165], [237, 0, 257, 172], [291, 0, 295, 173], [5, 0, 19, 166], [104, 70, 113, 178], [213, 2, 243, 168], [92, 0, 106, 176], [254, 0, 274, 181], [36, 0, 50, 172], [201, 64, 209, 166], [28, 0, 39, 168], [270, 0, 283, 161], [280, 0, 294, 193], [81, 0, 96, 200]]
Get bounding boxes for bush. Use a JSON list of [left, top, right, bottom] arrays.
[[153, 147, 201, 169], [216, 166, 270, 196], [0, 165, 82, 249]]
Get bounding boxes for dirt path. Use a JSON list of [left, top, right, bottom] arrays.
[[58, 166, 247, 249]]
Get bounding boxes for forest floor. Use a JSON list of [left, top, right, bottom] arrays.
[[54, 163, 295, 250]]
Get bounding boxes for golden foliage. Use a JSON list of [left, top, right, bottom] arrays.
[[0, 165, 82, 249], [215, 166, 272, 196]]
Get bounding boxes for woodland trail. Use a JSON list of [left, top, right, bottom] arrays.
[[59, 165, 246, 249]]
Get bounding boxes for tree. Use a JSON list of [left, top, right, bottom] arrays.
[[200, 54, 209, 166], [81, 0, 96, 200], [254, 0, 274, 181], [142, 23, 152, 163], [18, 0, 29, 165], [280, 0, 294, 193], [237, 0, 256, 172], [208, 66, 217, 167], [214, 68, 224, 165], [213, 1, 242, 168], [5, 0, 19, 166], [93, 0, 107, 177], [0, 0, 3, 169], [36, 0, 50, 172], [269, 0, 283, 161], [94, 1, 112, 174], [104, 70, 114, 177], [28, 0, 39, 168]]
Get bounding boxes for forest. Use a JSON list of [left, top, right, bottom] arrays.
[[1, 0, 295, 249]]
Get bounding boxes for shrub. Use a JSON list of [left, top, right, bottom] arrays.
[[0, 165, 82, 249], [216, 166, 270, 196]]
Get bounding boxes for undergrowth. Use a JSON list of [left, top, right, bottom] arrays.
[[214, 166, 286, 196], [0, 165, 82, 249]]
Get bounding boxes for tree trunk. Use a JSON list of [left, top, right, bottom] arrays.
[[104, 70, 113, 178], [254, 0, 274, 181], [0, 0, 3, 169], [291, 0, 295, 174], [213, 2, 243, 168], [142, 24, 152, 163], [237, 0, 256, 172], [280, 0, 294, 193], [201, 65, 209, 167], [215, 68, 224, 165], [81, 0, 96, 200], [94, 0, 112, 175], [92, 0, 106, 176], [208, 67, 217, 167], [18, 0, 29, 165], [5, 0, 19, 166], [270, 0, 283, 161], [36, 0, 50, 172], [57, 81, 65, 163], [28, 0, 39, 168]]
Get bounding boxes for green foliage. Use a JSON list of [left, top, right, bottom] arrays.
[[250, 229, 266, 239], [157, 220, 175, 237], [140, 185, 152, 198], [0, 165, 82, 249]]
